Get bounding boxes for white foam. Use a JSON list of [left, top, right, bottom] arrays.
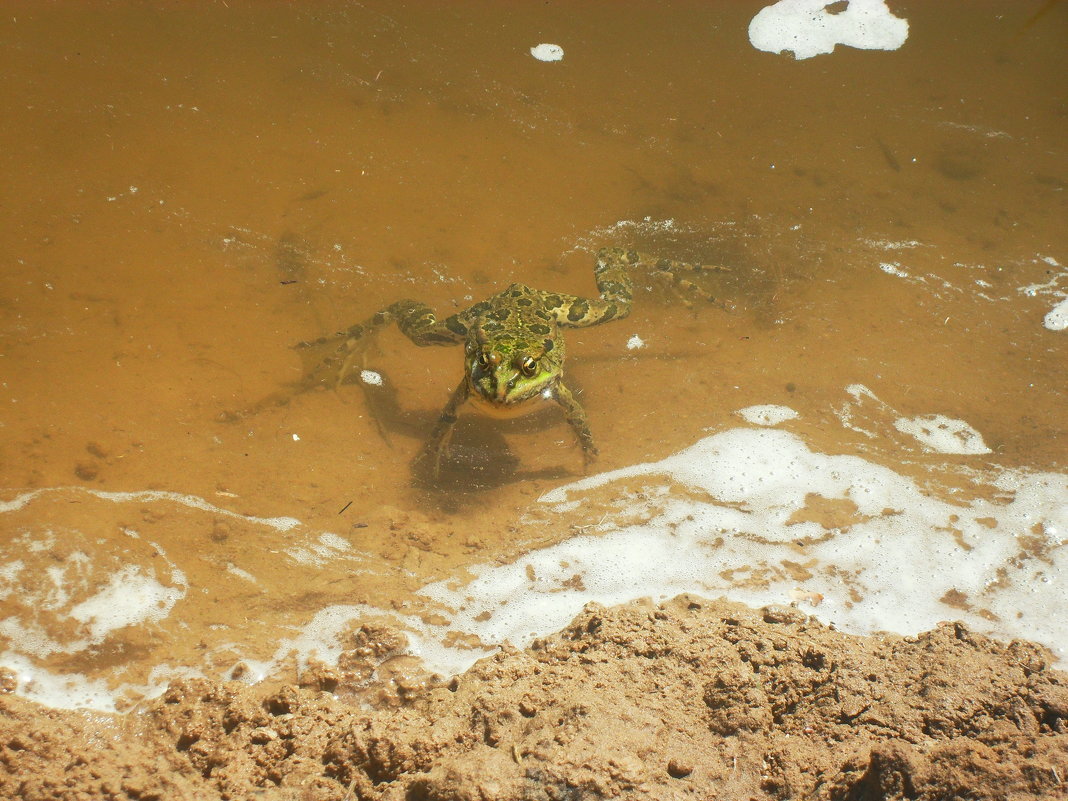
[[893, 414, 992, 455], [6, 401, 1064, 710], [0, 616, 87, 659], [0, 486, 301, 531], [1044, 297, 1068, 331], [249, 603, 387, 679], [0, 532, 186, 661], [226, 563, 257, 583], [317, 532, 352, 552], [530, 43, 564, 62], [749, 0, 909, 60], [360, 369, 383, 386], [0, 560, 24, 598], [0, 489, 43, 513], [736, 404, 798, 426], [1017, 256, 1067, 330], [864, 239, 923, 250], [0, 486, 383, 710], [284, 532, 357, 566], [69, 565, 185, 641], [0, 651, 120, 711], [411, 426, 1066, 677], [626, 334, 646, 350]]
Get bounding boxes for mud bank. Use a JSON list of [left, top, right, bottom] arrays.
[[2, 596, 1065, 800]]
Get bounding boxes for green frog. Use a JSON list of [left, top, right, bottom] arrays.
[[295, 247, 727, 475]]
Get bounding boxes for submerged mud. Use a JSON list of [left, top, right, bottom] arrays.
[[2, 596, 1065, 801]]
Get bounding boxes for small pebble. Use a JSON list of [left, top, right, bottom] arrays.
[[249, 727, 279, 743], [667, 758, 693, 778], [74, 461, 99, 481]]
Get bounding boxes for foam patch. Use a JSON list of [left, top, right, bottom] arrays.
[[749, 0, 909, 60], [530, 43, 564, 62], [4, 390, 1063, 710], [1044, 297, 1068, 331], [409, 426, 1066, 679], [737, 404, 799, 426], [893, 414, 992, 455], [1019, 256, 1067, 331], [0, 487, 343, 710], [68, 564, 186, 642]]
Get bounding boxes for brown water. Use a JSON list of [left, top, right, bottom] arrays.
[[1, 1, 1065, 709]]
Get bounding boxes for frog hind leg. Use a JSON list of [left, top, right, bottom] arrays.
[[552, 380, 598, 469], [553, 247, 637, 329], [550, 245, 727, 329], [583, 247, 731, 314], [645, 255, 732, 310]]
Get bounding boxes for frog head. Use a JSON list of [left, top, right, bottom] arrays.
[[464, 327, 564, 408]]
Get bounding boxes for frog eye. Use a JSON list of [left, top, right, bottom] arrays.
[[476, 352, 491, 370], [518, 355, 538, 377]]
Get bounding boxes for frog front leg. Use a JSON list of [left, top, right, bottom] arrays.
[[220, 302, 436, 421], [552, 381, 598, 468], [296, 300, 469, 389], [416, 376, 471, 477]]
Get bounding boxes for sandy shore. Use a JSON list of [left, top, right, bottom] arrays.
[[2, 595, 1065, 800]]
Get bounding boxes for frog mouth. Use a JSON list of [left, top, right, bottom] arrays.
[[468, 376, 551, 416], [468, 389, 547, 418]]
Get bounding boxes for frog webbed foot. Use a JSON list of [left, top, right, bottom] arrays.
[[580, 443, 599, 474], [294, 323, 378, 390], [645, 257, 734, 313], [215, 390, 295, 423], [408, 377, 469, 480]]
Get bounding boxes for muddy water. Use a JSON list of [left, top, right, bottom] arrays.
[[1, 2, 1065, 710]]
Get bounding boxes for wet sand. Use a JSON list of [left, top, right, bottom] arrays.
[[2, 596, 1066, 799]]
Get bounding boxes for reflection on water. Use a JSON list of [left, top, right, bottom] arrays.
[[0, 1, 1064, 710]]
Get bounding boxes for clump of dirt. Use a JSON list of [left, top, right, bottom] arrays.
[[1, 596, 1065, 800]]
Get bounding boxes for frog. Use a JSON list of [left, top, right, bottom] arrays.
[[294, 247, 728, 476]]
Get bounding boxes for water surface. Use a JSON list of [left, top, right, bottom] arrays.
[[1, 1, 1065, 709]]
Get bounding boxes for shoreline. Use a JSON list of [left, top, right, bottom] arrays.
[[2, 595, 1065, 800]]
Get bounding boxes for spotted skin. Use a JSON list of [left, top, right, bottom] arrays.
[[296, 247, 727, 474]]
